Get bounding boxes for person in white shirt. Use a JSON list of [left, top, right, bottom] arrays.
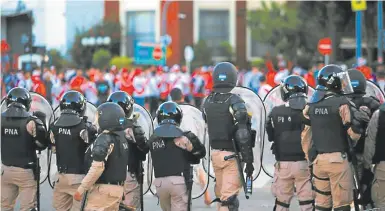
[[258, 75, 273, 100]]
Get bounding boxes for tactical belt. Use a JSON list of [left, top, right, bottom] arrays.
[[212, 148, 234, 152], [155, 172, 183, 178], [58, 166, 84, 174], [5, 163, 34, 169], [96, 181, 125, 186]]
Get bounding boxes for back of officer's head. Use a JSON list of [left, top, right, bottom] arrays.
[[170, 88, 184, 103], [212, 62, 238, 93]]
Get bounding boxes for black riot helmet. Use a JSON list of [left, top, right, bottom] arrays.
[[6, 87, 32, 111], [156, 101, 183, 126], [96, 102, 127, 131], [347, 68, 366, 96], [316, 64, 353, 94], [107, 91, 135, 117], [280, 75, 308, 102], [212, 62, 238, 93], [59, 91, 87, 116]]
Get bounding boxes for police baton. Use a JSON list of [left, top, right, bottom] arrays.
[[224, 154, 252, 199], [35, 150, 41, 211], [80, 191, 89, 211], [138, 161, 144, 211], [187, 165, 193, 211]]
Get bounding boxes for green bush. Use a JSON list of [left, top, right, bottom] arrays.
[[110, 56, 133, 69], [251, 58, 265, 68], [92, 49, 112, 69], [220, 41, 234, 62], [191, 40, 213, 68]]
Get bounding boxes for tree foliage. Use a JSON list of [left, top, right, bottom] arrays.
[[70, 21, 121, 68], [110, 56, 133, 69], [48, 49, 66, 70], [92, 49, 112, 70], [192, 40, 213, 68], [247, 1, 367, 65], [220, 41, 234, 62]]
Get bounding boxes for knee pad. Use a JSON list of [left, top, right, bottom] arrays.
[[221, 195, 239, 211], [333, 205, 351, 211], [273, 198, 290, 210]]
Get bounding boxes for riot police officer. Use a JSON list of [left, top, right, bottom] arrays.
[[1, 87, 49, 211], [149, 102, 206, 211], [202, 62, 254, 211], [363, 105, 385, 208], [50, 91, 97, 211], [107, 91, 148, 209], [301, 65, 366, 211], [74, 102, 130, 210], [266, 76, 314, 211]]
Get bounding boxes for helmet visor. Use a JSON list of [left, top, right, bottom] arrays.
[[335, 71, 354, 95]]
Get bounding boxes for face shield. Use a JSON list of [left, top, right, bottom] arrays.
[[335, 71, 354, 95]]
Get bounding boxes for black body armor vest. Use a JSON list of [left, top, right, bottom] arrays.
[[149, 137, 189, 178], [1, 108, 36, 168], [204, 93, 235, 151], [95, 133, 129, 184], [51, 112, 88, 174], [308, 95, 349, 154], [373, 109, 385, 163], [270, 105, 306, 161]]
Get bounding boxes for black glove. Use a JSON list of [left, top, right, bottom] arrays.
[[245, 163, 254, 177], [86, 122, 98, 143], [133, 124, 146, 145], [360, 168, 374, 186], [33, 111, 46, 125]]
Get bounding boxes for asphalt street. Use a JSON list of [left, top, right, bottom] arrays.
[[14, 171, 304, 211]]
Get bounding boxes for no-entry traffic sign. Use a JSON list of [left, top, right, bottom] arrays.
[[318, 38, 332, 56], [153, 46, 163, 60]]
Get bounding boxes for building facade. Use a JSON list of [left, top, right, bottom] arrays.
[[119, 0, 273, 67]]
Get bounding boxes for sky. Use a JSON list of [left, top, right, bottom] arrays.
[[1, 0, 66, 51]]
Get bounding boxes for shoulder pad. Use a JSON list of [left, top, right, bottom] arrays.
[[363, 96, 381, 111], [229, 94, 245, 105], [95, 133, 114, 146], [30, 116, 44, 126]]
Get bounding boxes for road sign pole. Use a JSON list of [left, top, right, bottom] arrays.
[[378, 0, 383, 63], [356, 11, 362, 62], [324, 55, 330, 65]]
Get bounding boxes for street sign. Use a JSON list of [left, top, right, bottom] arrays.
[[153, 46, 163, 60], [184, 46, 194, 62], [161, 34, 172, 46], [318, 38, 332, 56], [351, 0, 367, 12], [134, 42, 166, 66]]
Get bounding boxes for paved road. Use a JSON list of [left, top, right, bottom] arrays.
[[14, 171, 304, 211]]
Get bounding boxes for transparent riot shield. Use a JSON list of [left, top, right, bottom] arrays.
[[262, 86, 315, 178], [132, 104, 154, 195], [365, 80, 385, 104], [48, 102, 97, 187], [1, 92, 54, 184], [230, 86, 265, 181], [151, 104, 210, 199]]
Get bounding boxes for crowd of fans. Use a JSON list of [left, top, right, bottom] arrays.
[[2, 57, 385, 115]]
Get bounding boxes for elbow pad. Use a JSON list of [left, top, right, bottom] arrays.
[[86, 122, 98, 144], [235, 127, 254, 163], [232, 102, 249, 125], [184, 131, 206, 159], [92, 134, 112, 162]]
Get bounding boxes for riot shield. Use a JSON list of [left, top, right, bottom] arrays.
[[262, 86, 315, 178], [151, 104, 210, 199], [49, 102, 97, 187], [230, 86, 265, 180], [132, 104, 154, 195], [365, 80, 385, 104], [1, 92, 54, 184]]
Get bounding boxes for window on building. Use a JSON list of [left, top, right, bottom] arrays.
[[126, 11, 155, 57], [199, 10, 229, 57]]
